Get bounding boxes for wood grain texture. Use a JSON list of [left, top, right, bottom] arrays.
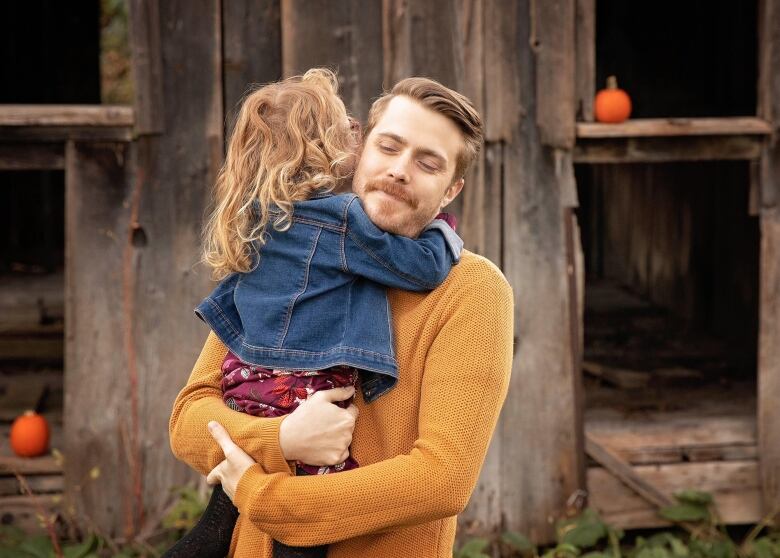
[[589, 461, 762, 529], [574, 135, 765, 163], [64, 140, 135, 535], [575, 0, 595, 121], [759, 209, 780, 512], [534, 0, 576, 148], [282, 0, 381, 121], [223, 0, 280, 132], [577, 117, 772, 138], [500, 0, 582, 542], [127, 0, 164, 135]]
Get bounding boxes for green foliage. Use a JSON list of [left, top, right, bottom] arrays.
[[454, 491, 780, 558], [161, 486, 208, 531], [659, 491, 716, 524], [455, 537, 492, 558]]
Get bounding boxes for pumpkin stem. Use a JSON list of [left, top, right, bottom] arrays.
[[606, 75, 619, 89]]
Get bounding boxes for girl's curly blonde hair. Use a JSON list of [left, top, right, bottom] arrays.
[[203, 68, 357, 279]]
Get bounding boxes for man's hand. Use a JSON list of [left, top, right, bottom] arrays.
[[206, 421, 256, 502], [279, 386, 358, 465]]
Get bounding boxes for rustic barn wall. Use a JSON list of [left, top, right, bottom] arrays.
[[76, 0, 582, 542]]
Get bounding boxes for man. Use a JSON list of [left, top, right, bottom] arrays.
[[169, 76, 514, 557]]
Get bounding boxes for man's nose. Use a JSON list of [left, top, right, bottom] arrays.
[[387, 154, 411, 183]]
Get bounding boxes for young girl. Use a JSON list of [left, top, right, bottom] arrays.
[[164, 69, 461, 558]]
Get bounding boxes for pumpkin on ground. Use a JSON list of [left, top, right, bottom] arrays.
[[9, 410, 50, 457], [595, 75, 632, 123]]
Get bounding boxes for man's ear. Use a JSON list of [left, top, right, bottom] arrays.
[[441, 178, 464, 209]]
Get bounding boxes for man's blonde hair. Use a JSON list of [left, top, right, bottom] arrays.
[[365, 77, 484, 181], [203, 68, 356, 279]]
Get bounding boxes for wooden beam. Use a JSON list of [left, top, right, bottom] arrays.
[[534, 0, 576, 148], [128, 0, 165, 135], [0, 143, 64, 170], [575, 0, 595, 121], [0, 105, 134, 127], [500, 0, 583, 543], [64, 140, 135, 537], [0, 126, 133, 142], [585, 433, 674, 509], [758, 0, 780, 208], [759, 208, 780, 512], [574, 135, 765, 163], [576, 117, 772, 138]]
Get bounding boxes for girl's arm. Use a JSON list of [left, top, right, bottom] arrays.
[[342, 196, 463, 291]]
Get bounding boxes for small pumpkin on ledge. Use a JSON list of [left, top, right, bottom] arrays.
[[10, 410, 50, 457], [595, 75, 632, 123]]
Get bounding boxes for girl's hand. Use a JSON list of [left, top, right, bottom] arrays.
[[279, 386, 358, 466], [206, 421, 256, 502]]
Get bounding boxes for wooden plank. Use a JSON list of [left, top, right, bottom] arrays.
[[758, 0, 780, 208], [64, 141, 135, 536], [383, 0, 464, 92], [0, 143, 64, 170], [576, 117, 773, 138], [575, 0, 595, 121], [282, 0, 382, 121], [759, 208, 780, 511], [112, 0, 224, 539], [127, 0, 165, 135], [534, 0, 576, 148], [588, 461, 762, 529], [500, 0, 582, 543], [0, 475, 62, 496], [484, 0, 522, 142], [0, 126, 133, 142], [0, 105, 134, 127], [0, 336, 63, 361], [223, 0, 281, 128], [586, 433, 673, 508], [574, 135, 765, 163]]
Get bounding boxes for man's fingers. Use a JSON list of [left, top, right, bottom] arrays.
[[312, 386, 355, 403], [208, 421, 240, 455], [345, 404, 359, 420]]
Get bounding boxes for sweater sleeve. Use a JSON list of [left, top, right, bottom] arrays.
[[168, 331, 294, 476], [232, 273, 514, 545]]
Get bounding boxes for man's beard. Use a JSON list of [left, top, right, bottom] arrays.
[[360, 177, 434, 238]]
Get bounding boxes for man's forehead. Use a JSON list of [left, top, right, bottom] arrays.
[[371, 96, 463, 159]]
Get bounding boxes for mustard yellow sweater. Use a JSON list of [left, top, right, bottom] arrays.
[[169, 251, 514, 557]]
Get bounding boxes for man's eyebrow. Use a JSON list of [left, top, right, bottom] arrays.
[[375, 132, 448, 165]]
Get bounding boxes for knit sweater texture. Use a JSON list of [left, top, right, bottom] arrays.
[[169, 251, 514, 557]]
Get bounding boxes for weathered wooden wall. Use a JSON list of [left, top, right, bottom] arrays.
[[64, 0, 581, 541]]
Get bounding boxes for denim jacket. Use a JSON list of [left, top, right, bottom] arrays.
[[195, 193, 463, 402]]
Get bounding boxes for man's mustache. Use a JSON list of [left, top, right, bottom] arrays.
[[364, 178, 419, 209]]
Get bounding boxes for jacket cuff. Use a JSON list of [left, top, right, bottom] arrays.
[[255, 416, 296, 475], [424, 219, 464, 263]]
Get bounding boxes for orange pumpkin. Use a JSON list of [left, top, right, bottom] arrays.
[[594, 76, 632, 123], [9, 410, 50, 457]]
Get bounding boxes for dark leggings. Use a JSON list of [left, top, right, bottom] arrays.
[[162, 470, 327, 558]]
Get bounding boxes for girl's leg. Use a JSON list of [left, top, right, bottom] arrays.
[[162, 484, 239, 558]]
